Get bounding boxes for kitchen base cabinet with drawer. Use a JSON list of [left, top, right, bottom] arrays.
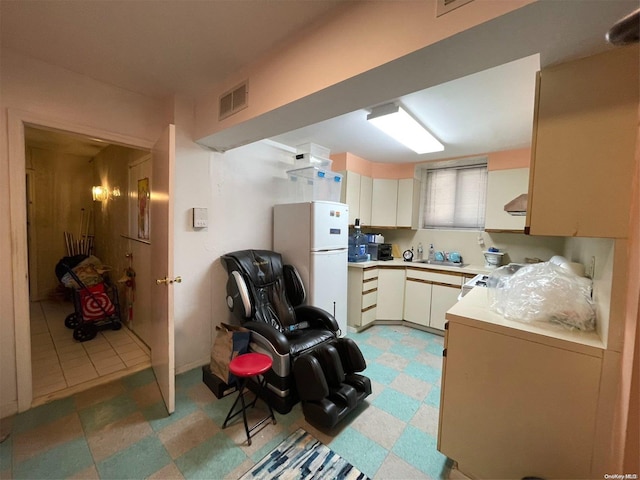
[[403, 278, 432, 327], [439, 290, 605, 480], [347, 266, 378, 329], [376, 267, 406, 321], [429, 284, 460, 330], [403, 268, 464, 332]]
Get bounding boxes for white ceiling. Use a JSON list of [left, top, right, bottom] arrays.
[[2, 1, 636, 163], [270, 54, 540, 163], [0, 0, 345, 98]]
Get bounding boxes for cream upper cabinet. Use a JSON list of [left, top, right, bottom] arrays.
[[485, 168, 529, 232], [359, 175, 373, 226], [396, 178, 419, 228], [526, 45, 639, 238], [342, 173, 417, 228], [340, 171, 373, 226], [341, 170, 361, 225], [371, 178, 399, 227]]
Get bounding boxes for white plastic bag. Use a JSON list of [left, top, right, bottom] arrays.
[[488, 262, 596, 331]]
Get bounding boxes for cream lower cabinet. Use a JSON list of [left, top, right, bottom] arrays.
[[347, 266, 378, 328], [376, 267, 405, 320], [403, 268, 463, 330], [439, 320, 602, 479], [403, 278, 432, 327], [429, 284, 460, 330]]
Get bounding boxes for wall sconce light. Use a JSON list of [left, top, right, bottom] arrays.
[[92, 186, 109, 202], [92, 186, 121, 201], [367, 103, 444, 154]]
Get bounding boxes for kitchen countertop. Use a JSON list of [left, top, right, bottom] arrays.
[[348, 259, 488, 276], [446, 287, 605, 356]]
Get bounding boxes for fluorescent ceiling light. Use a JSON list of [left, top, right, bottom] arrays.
[[367, 104, 444, 154]]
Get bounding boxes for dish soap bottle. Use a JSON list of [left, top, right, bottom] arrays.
[[417, 242, 424, 261], [428, 243, 435, 263]]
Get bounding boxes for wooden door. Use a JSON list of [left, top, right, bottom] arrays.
[[150, 125, 176, 414]]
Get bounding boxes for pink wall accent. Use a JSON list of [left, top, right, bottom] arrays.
[[487, 147, 531, 170], [195, 0, 534, 141], [331, 152, 415, 178], [333, 147, 532, 180]]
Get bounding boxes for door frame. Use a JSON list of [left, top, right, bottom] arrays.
[[8, 109, 155, 412]]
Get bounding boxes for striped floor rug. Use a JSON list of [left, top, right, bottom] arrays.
[[240, 428, 370, 480]]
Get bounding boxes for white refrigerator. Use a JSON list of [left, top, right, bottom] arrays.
[[273, 201, 349, 336]]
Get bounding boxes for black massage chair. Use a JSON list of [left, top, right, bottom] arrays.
[[221, 249, 371, 430]]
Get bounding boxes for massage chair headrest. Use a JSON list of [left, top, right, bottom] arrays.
[[222, 249, 283, 287]]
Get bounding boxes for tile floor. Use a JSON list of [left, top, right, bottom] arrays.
[[1, 324, 451, 479], [30, 300, 151, 404]]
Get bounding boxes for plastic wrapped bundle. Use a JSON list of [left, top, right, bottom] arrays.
[[488, 262, 596, 331]]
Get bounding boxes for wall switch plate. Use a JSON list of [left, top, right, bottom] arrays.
[[586, 256, 596, 279], [192, 207, 208, 228]]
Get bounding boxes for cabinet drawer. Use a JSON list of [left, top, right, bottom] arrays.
[[361, 306, 377, 326], [363, 268, 378, 281], [406, 268, 463, 286], [363, 278, 378, 292], [362, 290, 377, 310]]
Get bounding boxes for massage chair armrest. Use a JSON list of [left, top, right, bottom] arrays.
[[243, 321, 290, 355], [294, 305, 340, 333]]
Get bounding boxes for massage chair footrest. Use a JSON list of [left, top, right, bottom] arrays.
[[293, 339, 371, 430]]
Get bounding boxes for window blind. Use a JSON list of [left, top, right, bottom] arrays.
[[421, 164, 487, 229]]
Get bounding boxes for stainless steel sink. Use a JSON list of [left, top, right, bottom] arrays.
[[416, 260, 468, 267]]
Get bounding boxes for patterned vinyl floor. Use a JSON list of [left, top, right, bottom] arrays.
[[0, 324, 450, 479]]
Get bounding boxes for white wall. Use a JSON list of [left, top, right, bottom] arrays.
[[0, 50, 317, 416], [0, 50, 168, 416], [171, 96, 296, 373]]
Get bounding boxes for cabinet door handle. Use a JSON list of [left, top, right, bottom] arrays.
[[443, 348, 447, 357], [444, 321, 449, 330]]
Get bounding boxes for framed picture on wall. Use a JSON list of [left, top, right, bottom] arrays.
[[138, 177, 150, 240]]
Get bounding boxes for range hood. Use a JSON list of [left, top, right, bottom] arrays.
[[504, 193, 528, 216]]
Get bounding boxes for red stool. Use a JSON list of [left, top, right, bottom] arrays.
[[222, 352, 276, 445]]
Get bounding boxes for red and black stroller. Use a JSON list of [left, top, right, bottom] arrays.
[[55, 255, 122, 342]]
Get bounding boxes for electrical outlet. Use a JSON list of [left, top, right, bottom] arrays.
[[477, 233, 485, 248]]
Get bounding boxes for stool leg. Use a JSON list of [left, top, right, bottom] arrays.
[[237, 382, 252, 445], [256, 376, 276, 425], [222, 378, 245, 429], [222, 378, 253, 445]]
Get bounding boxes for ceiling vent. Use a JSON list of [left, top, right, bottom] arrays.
[[436, 0, 474, 17], [219, 81, 248, 120]]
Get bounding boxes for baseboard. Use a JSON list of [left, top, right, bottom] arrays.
[[448, 463, 474, 480], [0, 400, 18, 420], [176, 357, 209, 376]]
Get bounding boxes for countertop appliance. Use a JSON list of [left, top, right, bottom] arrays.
[[460, 273, 489, 299], [273, 201, 348, 335], [368, 242, 393, 261]]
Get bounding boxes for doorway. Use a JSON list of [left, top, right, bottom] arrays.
[[8, 110, 174, 415], [25, 126, 153, 405]]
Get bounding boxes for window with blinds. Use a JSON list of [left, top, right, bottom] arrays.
[[420, 162, 488, 229]]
